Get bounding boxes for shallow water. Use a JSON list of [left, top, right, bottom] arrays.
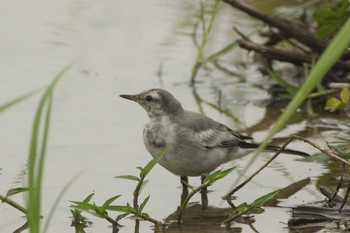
[[0, 1, 347, 233]]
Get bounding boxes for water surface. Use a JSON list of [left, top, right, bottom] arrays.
[[0, 1, 341, 232]]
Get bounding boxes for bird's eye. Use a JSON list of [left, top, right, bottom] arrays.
[[145, 95, 153, 102]]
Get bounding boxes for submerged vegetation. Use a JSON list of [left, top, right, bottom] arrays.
[[1, 0, 350, 233]]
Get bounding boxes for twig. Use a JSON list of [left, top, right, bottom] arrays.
[[331, 162, 346, 203], [224, 136, 295, 207], [238, 40, 312, 65], [341, 183, 350, 210], [237, 40, 350, 72], [138, 213, 162, 225], [13, 221, 29, 233], [224, 135, 350, 208], [133, 182, 141, 210], [292, 135, 350, 166], [132, 178, 162, 225], [233, 27, 252, 42], [223, 0, 326, 52], [0, 194, 27, 215]]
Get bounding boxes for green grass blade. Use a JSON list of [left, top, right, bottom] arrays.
[[42, 173, 81, 233], [27, 64, 72, 233], [190, 0, 222, 85], [0, 89, 38, 114], [267, 69, 298, 96], [36, 93, 53, 217], [205, 40, 238, 63], [27, 86, 48, 233]]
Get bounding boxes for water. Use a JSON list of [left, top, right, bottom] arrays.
[[0, 0, 344, 232]]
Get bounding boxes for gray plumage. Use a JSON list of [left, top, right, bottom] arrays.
[[120, 88, 308, 177]]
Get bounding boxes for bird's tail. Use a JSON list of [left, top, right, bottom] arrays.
[[238, 141, 309, 157]]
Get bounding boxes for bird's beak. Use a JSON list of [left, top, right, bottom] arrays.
[[119, 94, 139, 102]]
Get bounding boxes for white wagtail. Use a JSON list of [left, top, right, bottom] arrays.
[[120, 88, 308, 205]]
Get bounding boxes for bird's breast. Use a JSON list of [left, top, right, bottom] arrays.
[[143, 119, 173, 156]]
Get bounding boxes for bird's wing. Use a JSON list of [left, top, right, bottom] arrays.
[[194, 125, 241, 149], [178, 111, 245, 149]]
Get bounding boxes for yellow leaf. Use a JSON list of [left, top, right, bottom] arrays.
[[340, 87, 349, 104], [325, 97, 343, 112]]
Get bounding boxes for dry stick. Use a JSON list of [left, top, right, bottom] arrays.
[[341, 183, 350, 210], [133, 181, 141, 210], [238, 40, 313, 65], [332, 162, 346, 203], [224, 136, 295, 208], [237, 40, 350, 72], [223, 0, 326, 52], [233, 27, 252, 42], [324, 142, 350, 210], [225, 135, 350, 208], [13, 222, 29, 233], [224, 0, 350, 72], [292, 135, 350, 166], [304, 133, 350, 210]]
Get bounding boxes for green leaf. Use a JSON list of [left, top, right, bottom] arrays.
[[102, 195, 121, 210], [180, 178, 194, 191], [5, 187, 29, 198], [82, 193, 95, 203], [115, 175, 140, 182], [340, 87, 349, 104], [267, 69, 298, 97], [225, 190, 280, 223], [313, 1, 350, 39], [71, 202, 108, 219], [313, 8, 334, 23], [325, 97, 343, 111], [126, 202, 136, 213], [226, 202, 249, 220], [251, 190, 280, 207], [211, 167, 235, 181], [116, 212, 130, 222], [234, 202, 249, 213], [71, 201, 96, 212], [317, 24, 338, 40], [138, 195, 150, 214], [92, 204, 106, 216], [105, 205, 131, 213], [140, 147, 167, 179], [204, 167, 235, 184]]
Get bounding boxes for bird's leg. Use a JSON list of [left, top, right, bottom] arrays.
[[200, 175, 208, 209], [180, 176, 189, 204]]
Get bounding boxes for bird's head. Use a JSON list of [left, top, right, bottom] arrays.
[[120, 88, 184, 118]]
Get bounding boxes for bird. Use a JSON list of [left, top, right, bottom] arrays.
[[120, 88, 308, 206]]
